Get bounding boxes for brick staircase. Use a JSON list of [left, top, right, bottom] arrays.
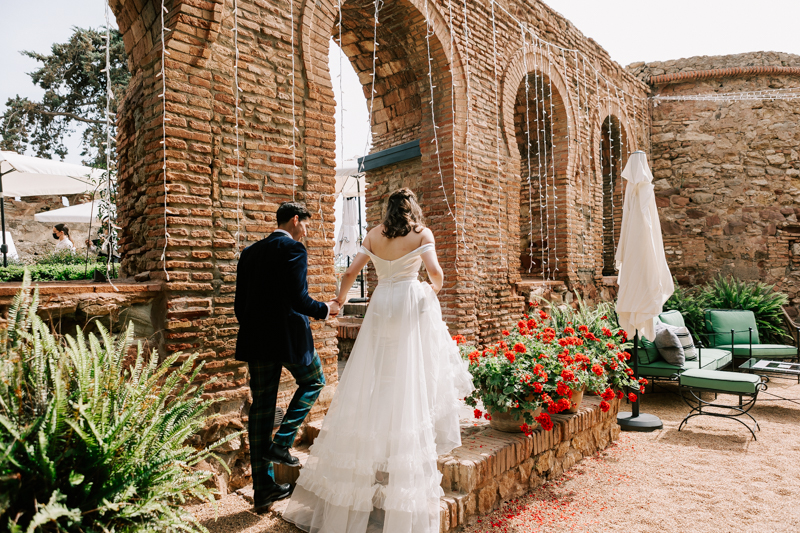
[[236, 397, 621, 531]]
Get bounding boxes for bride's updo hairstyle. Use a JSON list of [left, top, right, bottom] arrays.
[[381, 188, 425, 239]]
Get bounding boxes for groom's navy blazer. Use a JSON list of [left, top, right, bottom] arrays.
[[235, 232, 328, 366]]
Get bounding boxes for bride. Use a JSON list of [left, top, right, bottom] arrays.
[[283, 188, 473, 533]]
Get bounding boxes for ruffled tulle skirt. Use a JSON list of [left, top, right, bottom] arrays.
[[283, 281, 473, 533]]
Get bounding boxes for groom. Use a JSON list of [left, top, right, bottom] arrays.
[[235, 202, 340, 513]]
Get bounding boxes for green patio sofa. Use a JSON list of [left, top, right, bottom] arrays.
[[637, 310, 732, 380]]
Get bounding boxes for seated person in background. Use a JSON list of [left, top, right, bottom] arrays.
[[53, 224, 75, 253]]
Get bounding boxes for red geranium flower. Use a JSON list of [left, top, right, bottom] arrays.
[[602, 327, 613, 337], [527, 319, 537, 329], [484, 412, 492, 421], [560, 369, 576, 382], [617, 390, 624, 399], [591, 363, 604, 376], [502, 329, 510, 336], [585, 332, 599, 341], [474, 409, 483, 419], [513, 342, 526, 353], [564, 326, 575, 335], [536, 412, 554, 431], [505, 351, 516, 364], [601, 388, 615, 401], [533, 382, 543, 393], [600, 400, 610, 413], [639, 377, 649, 387], [601, 315, 608, 320], [556, 398, 572, 412], [578, 325, 589, 334], [628, 393, 638, 403], [520, 422, 534, 437], [556, 381, 571, 397], [517, 321, 526, 330], [539, 310, 549, 320]]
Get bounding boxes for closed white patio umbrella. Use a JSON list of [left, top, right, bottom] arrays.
[[0, 151, 107, 266], [615, 150, 674, 431], [334, 197, 360, 260], [34, 201, 102, 224]]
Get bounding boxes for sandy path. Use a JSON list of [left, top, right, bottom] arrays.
[[190, 378, 800, 533]]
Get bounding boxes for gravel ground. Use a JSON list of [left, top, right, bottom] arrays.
[[190, 377, 800, 533]]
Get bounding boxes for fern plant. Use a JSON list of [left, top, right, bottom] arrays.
[[0, 272, 239, 532], [704, 275, 789, 343], [663, 276, 790, 344]]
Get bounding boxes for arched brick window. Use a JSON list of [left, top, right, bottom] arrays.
[[600, 115, 627, 276], [514, 72, 569, 280]]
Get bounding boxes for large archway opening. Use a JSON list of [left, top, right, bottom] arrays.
[[600, 115, 627, 276], [330, 0, 453, 297], [514, 71, 569, 281]]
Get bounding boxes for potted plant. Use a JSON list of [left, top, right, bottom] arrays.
[[459, 301, 645, 437]]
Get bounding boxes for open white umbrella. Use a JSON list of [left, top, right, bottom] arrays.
[[34, 201, 102, 224], [615, 150, 674, 431], [0, 151, 108, 265]]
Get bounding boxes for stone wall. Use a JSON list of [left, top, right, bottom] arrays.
[[3, 195, 93, 260], [630, 52, 800, 317]]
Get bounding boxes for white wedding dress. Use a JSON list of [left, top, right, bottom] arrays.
[[283, 243, 474, 533]]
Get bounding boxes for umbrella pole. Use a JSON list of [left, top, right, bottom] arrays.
[[358, 182, 364, 300], [0, 172, 8, 267], [617, 330, 663, 431]]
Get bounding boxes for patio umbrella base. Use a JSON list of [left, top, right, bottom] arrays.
[[617, 412, 663, 432]]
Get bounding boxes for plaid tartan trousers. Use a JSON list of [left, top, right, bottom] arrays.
[[247, 352, 325, 494]]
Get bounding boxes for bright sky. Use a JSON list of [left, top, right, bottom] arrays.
[[3, 0, 798, 169]]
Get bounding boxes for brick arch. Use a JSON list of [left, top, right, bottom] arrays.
[[299, 0, 461, 318], [506, 48, 575, 281], [501, 44, 576, 173], [299, 0, 468, 145], [590, 109, 634, 276]]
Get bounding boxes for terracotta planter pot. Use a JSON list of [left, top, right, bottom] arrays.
[[566, 386, 586, 414], [488, 406, 542, 433]]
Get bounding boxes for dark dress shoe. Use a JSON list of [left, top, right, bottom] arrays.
[[252, 483, 293, 514], [264, 442, 299, 467]]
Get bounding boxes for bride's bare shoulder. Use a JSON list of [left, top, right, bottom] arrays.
[[419, 227, 435, 245]]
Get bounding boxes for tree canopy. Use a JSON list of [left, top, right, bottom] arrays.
[[0, 26, 129, 168]]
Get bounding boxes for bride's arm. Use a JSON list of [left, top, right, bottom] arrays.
[[336, 252, 370, 304], [419, 229, 443, 293]]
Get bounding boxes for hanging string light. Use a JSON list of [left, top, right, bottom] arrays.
[[158, 0, 170, 281], [490, 0, 505, 273], [424, 0, 458, 274], [606, 79, 616, 269], [594, 67, 604, 276], [289, 0, 299, 200], [547, 44, 557, 278], [653, 86, 800, 103], [360, 0, 382, 170], [532, 38, 545, 280], [103, 0, 118, 290], [560, 48, 574, 279], [573, 50, 585, 274], [233, 0, 243, 257], [461, 0, 472, 254], [521, 24, 534, 274]]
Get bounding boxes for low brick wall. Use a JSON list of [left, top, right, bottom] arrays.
[[438, 397, 621, 531]]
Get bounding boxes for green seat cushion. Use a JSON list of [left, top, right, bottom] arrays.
[[637, 337, 660, 365], [639, 348, 731, 377], [679, 369, 761, 394], [659, 310, 686, 329], [714, 344, 798, 358], [705, 309, 760, 346]]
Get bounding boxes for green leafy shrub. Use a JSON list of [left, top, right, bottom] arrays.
[[31, 251, 96, 266], [704, 276, 789, 343], [662, 278, 707, 341], [0, 263, 116, 282], [0, 272, 237, 532], [663, 276, 789, 344]]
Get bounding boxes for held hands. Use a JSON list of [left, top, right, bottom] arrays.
[[327, 299, 341, 318]]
